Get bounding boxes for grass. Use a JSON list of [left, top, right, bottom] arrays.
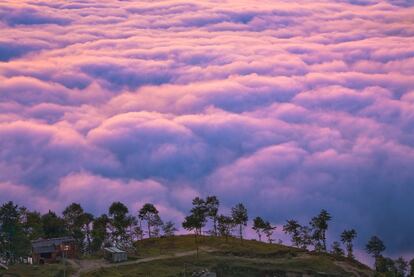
[[132, 234, 301, 258], [82, 235, 373, 277], [1, 236, 372, 276], [82, 252, 348, 277], [0, 263, 73, 277]]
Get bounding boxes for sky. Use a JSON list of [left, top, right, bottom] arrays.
[[1, 0, 414, 262]]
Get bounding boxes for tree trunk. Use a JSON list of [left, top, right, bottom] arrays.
[[139, 220, 143, 240], [239, 225, 243, 244], [213, 218, 217, 236], [148, 222, 151, 238], [86, 225, 92, 253]]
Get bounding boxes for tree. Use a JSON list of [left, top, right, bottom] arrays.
[[375, 256, 397, 274], [366, 235, 386, 272], [366, 235, 386, 259], [205, 196, 219, 236], [182, 196, 209, 242], [20, 209, 43, 241], [263, 221, 276, 244], [217, 215, 235, 242], [395, 257, 408, 277], [182, 196, 208, 237], [91, 214, 109, 251], [299, 225, 313, 250], [131, 225, 144, 242], [231, 203, 248, 242], [384, 257, 397, 274], [138, 203, 160, 239], [190, 197, 208, 235], [108, 202, 134, 246], [340, 229, 357, 259], [182, 213, 205, 257], [0, 202, 30, 264], [409, 258, 414, 277], [150, 214, 163, 238], [81, 212, 94, 253], [310, 209, 331, 252], [182, 214, 204, 239], [162, 221, 177, 237], [41, 210, 66, 238], [331, 241, 344, 257], [283, 220, 312, 250], [252, 217, 266, 241], [63, 203, 87, 250], [283, 220, 302, 247]]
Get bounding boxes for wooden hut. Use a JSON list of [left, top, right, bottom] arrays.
[[31, 237, 77, 264]]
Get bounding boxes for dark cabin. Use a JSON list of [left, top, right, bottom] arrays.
[[31, 237, 77, 264]]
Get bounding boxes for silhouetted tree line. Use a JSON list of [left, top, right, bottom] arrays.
[[0, 199, 412, 276], [0, 201, 175, 264]]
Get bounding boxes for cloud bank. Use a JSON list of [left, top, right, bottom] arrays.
[[1, 0, 414, 259]]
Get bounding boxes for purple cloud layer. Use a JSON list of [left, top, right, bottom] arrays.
[[1, 0, 414, 260]]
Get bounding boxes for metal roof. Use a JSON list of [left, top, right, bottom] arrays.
[[32, 237, 75, 253], [104, 247, 126, 253], [32, 245, 55, 254]]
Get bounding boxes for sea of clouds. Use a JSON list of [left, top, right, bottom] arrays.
[[1, 0, 414, 260]]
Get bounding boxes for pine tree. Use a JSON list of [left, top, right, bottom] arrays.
[[340, 229, 357, 259], [331, 241, 344, 257], [252, 216, 266, 241], [231, 203, 248, 242], [138, 203, 160, 239]]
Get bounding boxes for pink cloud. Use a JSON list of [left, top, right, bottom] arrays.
[[1, 0, 414, 259]]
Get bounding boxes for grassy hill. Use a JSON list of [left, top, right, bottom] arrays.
[[82, 235, 373, 277], [0, 235, 373, 276]]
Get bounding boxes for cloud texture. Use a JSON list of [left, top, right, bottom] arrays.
[[1, 0, 414, 259]]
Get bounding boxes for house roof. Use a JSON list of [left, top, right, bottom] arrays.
[[32, 237, 75, 254], [104, 246, 126, 254]]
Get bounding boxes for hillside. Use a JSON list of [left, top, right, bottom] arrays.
[[0, 263, 73, 277], [0, 235, 374, 277], [79, 235, 373, 277]]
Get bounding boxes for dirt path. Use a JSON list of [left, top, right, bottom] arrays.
[[71, 247, 214, 277]]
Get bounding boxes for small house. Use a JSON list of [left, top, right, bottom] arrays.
[[31, 237, 77, 264], [104, 246, 128, 263]]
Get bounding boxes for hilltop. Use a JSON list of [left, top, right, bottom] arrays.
[[0, 235, 375, 276], [78, 235, 373, 277]]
